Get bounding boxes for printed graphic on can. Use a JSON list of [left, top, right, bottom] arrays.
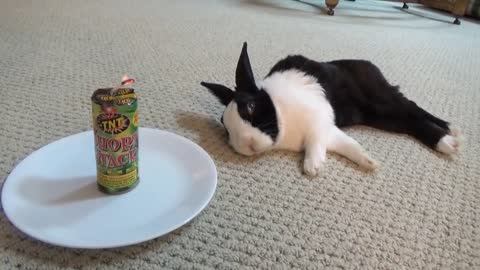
[[91, 87, 139, 194]]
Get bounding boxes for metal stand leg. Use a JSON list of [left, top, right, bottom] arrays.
[[325, 0, 338, 16]]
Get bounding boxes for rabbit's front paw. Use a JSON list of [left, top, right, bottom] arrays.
[[303, 156, 324, 176], [358, 154, 380, 170]]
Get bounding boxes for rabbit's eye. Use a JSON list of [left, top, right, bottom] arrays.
[[246, 102, 255, 115]]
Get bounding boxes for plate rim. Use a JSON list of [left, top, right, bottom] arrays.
[[1, 127, 217, 249]]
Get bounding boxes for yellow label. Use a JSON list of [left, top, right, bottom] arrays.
[[98, 168, 138, 189], [133, 111, 139, 127]]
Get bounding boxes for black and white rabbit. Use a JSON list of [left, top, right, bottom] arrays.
[[201, 42, 460, 176]]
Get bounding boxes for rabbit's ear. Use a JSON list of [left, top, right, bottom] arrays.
[[235, 42, 258, 94], [201, 81, 234, 106]]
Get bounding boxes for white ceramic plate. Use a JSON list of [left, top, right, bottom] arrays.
[[1, 128, 217, 249]]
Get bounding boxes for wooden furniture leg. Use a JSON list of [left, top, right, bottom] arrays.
[[422, 0, 468, 25], [325, 0, 339, 15]]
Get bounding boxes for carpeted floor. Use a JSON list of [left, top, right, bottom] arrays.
[[1, 0, 479, 269]]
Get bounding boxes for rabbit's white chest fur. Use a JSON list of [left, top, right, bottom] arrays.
[[258, 70, 335, 151]]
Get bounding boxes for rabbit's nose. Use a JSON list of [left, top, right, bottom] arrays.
[[242, 136, 257, 153], [241, 134, 252, 142], [249, 143, 258, 153]]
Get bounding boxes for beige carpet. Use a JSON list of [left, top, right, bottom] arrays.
[[1, 0, 479, 269]]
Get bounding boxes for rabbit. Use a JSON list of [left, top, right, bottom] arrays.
[[200, 42, 461, 176]]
